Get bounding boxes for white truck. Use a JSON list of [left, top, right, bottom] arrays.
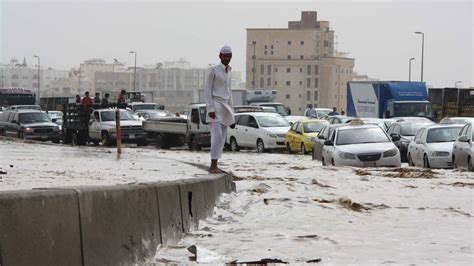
[[143, 103, 210, 150], [62, 104, 147, 146]]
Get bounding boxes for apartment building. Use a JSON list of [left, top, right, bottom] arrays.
[[246, 11, 355, 113]]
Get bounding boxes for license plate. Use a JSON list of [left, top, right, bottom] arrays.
[[363, 162, 376, 167], [129, 134, 135, 139]]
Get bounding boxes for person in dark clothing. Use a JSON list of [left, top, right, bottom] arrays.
[[94, 92, 101, 104], [75, 94, 81, 104], [101, 93, 110, 108], [328, 107, 340, 116], [117, 89, 127, 108]]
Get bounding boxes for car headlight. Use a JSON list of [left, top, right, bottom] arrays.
[[337, 151, 356, 160], [383, 148, 398, 157], [430, 151, 450, 157], [24, 127, 33, 133], [266, 132, 278, 138]]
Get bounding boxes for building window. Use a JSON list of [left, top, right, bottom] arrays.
[[271, 45, 274, 49], [307, 78, 311, 88], [307, 65, 312, 75], [275, 68, 278, 72], [287, 55, 291, 59], [265, 45, 267, 49], [300, 68, 303, 72], [267, 77, 271, 86], [299, 94, 301, 98], [314, 78, 319, 88], [286, 68, 291, 73], [12, 74, 18, 80], [286, 81, 291, 86], [314, 91, 318, 101], [335, 81, 338, 85], [307, 91, 311, 101], [299, 81, 303, 85], [314, 65, 319, 75], [260, 65, 264, 75], [300, 55, 304, 59], [300, 41, 304, 45], [260, 77, 264, 88], [286, 94, 290, 99], [288, 41, 292, 45], [274, 81, 278, 85], [271, 51, 274, 55], [264, 51, 267, 55], [267, 65, 271, 75], [23, 76, 28, 80], [252, 41, 256, 44]]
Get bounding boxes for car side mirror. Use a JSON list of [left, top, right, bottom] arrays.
[[324, 140, 333, 146], [458, 135, 469, 143], [318, 134, 326, 140], [391, 135, 401, 141], [52, 118, 57, 123]]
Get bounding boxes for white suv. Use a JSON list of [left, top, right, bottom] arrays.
[[227, 112, 290, 153]]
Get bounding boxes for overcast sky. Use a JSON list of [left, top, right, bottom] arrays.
[[1, 0, 472, 87]]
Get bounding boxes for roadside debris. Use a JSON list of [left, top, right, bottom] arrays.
[[311, 179, 335, 188], [187, 245, 235, 263], [313, 197, 371, 212], [353, 168, 438, 179]]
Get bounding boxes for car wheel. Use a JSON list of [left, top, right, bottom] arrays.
[[322, 157, 326, 166], [189, 136, 201, 151], [423, 154, 431, 168], [52, 139, 60, 144], [331, 158, 335, 166], [453, 155, 458, 169], [312, 149, 316, 160], [468, 157, 473, 172], [300, 143, 307, 155], [230, 137, 240, 152], [155, 134, 163, 149], [408, 153, 415, 167], [102, 132, 112, 147], [286, 143, 292, 154], [256, 139, 265, 153]]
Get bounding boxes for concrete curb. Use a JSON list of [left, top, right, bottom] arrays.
[[0, 173, 233, 266]]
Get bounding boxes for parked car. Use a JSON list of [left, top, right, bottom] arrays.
[[452, 122, 473, 171], [326, 115, 355, 124], [0, 109, 61, 143], [386, 121, 434, 162], [440, 117, 474, 125], [347, 117, 387, 130], [407, 124, 464, 168], [226, 112, 290, 153], [312, 123, 348, 161], [285, 119, 329, 154], [321, 124, 401, 167], [304, 108, 332, 119], [136, 110, 173, 120]]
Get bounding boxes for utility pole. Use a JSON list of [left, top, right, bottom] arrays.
[[415, 32, 424, 82], [408, 58, 415, 81]]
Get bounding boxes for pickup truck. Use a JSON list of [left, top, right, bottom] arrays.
[[62, 103, 147, 146], [143, 103, 210, 150]]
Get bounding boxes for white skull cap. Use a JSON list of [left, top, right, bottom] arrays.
[[220, 45, 232, 54]]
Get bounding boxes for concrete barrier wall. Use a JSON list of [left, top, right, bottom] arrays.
[[0, 173, 233, 266]]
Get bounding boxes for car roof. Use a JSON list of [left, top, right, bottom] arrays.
[[298, 119, 329, 123], [337, 124, 382, 131], [424, 124, 465, 129], [236, 112, 281, 117]]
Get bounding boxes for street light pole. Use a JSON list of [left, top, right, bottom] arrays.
[[415, 31, 424, 82], [408, 58, 415, 82], [455, 81, 462, 116], [247, 42, 256, 89], [33, 55, 40, 104], [129, 51, 137, 91]]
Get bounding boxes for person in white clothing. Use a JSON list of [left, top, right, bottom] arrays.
[[204, 45, 235, 173]]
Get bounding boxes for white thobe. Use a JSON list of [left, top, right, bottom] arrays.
[[204, 63, 235, 126]]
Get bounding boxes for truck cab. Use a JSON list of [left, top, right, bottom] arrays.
[[385, 100, 434, 120], [187, 103, 211, 150]]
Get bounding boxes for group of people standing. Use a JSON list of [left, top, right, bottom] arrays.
[[74, 89, 127, 109]]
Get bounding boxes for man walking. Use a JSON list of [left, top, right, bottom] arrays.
[[94, 92, 101, 104], [204, 45, 235, 173], [328, 107, 340, 116], [101, 93, 110, 108]]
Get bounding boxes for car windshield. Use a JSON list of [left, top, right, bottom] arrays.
[[101, 111, 135, 121], [400, 123, 430, 136], [426, 127, 463, 143], [19, 113, 50, 123], [303, 122, 327, 133], [336, 127, 390, 145], [256, 115, 290, 127]]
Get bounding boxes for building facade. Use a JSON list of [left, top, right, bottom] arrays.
[[246, 11, 355, 114]]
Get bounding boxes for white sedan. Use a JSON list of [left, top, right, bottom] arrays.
[[407, 124, 463, 168], [452, 123, 474, 171], [227, 112, 290, 153], [321, 124, 401, 167]]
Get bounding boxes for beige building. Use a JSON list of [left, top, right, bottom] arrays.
[[246, 11, 355, 114]]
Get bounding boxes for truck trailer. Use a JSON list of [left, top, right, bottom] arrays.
[[347, 81, 434, 120], [429, 87, 474, 121]]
